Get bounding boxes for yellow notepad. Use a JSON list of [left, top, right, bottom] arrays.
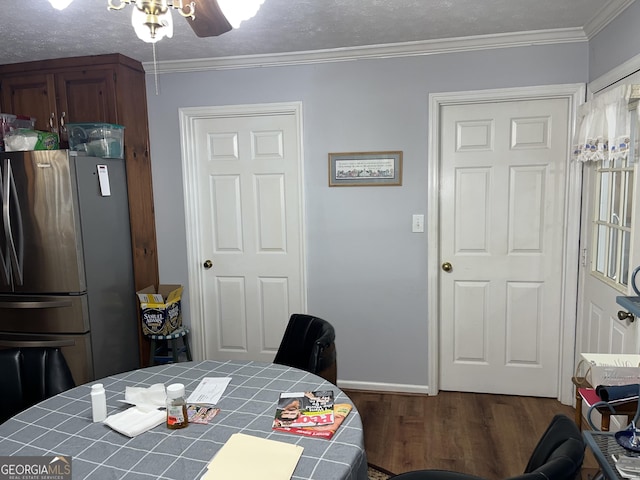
[[202, 433, 303, 480]]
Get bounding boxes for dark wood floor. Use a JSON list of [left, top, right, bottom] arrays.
[[344, 389, 598, 479]]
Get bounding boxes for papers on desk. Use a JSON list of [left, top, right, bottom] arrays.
[[187, 377, 232, 405], [202, 433, 303, 480], [613, 454, 640, 479]]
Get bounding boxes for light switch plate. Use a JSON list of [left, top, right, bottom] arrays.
[[412, 214, 424, 233]]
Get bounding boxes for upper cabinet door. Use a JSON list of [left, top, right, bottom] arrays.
[[0, 73, 58, 133], [55, 69, 118, 143]]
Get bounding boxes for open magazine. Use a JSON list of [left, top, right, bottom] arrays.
[[272, 390, 334, 428], [273, 403, 352, 439]]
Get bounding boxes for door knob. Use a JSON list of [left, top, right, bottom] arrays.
[[442, 262, 452, 272], [203, 260, 213, 269], [618, 310, 635, 323]]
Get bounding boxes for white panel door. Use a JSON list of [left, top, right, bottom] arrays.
[[439, 98, 569, 396], [192, 110, 304, 361]]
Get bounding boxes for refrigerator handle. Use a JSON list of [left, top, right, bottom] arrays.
[[4, 159, 24, 286], [0, 158, 11, 285], [0, 339, 76, 348], [0, 298, 73, 309]]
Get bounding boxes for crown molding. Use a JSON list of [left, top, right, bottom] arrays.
[[583, 0, 636, 39], [145, 27, 587, 74]]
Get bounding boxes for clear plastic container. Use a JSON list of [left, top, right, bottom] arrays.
[[0, 113, 16, 152], [67, 123, 125, 159], [11, 115, 36, 129]]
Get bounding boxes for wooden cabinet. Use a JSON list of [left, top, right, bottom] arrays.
[[1, 73, 57, 133], [1, 67, 118, 144], [0, 54, 159, 366]]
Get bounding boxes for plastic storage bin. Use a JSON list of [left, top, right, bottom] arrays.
[[12, 115, 36, 129], [67, 123, 125, 159], [0, 113, 16, 151]]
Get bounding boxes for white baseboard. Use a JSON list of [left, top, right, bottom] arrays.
[[338, 380, 430, 395]]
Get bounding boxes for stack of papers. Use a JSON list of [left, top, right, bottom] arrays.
[[201, 433, 303, 480], [187, 377, 232, 405], [615, 455, 640, 479]]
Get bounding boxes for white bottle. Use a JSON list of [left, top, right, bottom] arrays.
[[91, 383, 107, 422]]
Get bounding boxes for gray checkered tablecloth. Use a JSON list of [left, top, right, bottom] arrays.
[[0, 360, 369, 480]]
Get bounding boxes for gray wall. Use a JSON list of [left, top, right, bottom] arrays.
[[589, 0, 640, 83], [146, 43, 588, 389]]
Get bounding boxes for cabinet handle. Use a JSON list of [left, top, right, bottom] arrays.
[[60, 111, 66, 133], [49, 112, 58, 133]]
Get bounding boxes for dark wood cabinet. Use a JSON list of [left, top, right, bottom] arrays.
[[1, 73, 57, 133], [0, 54, 158, 365], [2, 66, 118, 144]]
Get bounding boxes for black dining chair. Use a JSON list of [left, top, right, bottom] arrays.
[[0, 347, 76, 424], [390, 414, 585, 480], [273, 314, 337, 384]]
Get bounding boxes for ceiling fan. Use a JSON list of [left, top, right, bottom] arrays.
[[188, 0, 232, 38], [107, 0, 265, 43]]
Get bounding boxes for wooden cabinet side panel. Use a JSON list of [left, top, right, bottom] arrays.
[[114, 65, 159, 367], [114, 65, 159, 292]]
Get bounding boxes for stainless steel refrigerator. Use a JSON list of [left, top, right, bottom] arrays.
[[0, 149, 139, 384]]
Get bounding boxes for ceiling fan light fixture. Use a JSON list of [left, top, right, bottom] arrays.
[[49, 0, 74, 10], [108, 0, 194, 42], [131, 4, 174, 43], [217, 0, 265, 29]]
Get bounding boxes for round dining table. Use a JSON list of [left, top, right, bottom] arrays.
[[0, 360, 369, 480]]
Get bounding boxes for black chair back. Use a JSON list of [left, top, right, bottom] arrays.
[[273, 314, 337, 384], [0, 347, 76, 424], [517, 414, 585, 480]]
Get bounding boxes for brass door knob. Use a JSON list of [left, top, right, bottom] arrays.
[[203, 260, 213, 269], [442, 262, 452, 272]]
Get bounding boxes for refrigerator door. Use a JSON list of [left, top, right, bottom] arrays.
[[0, 294, 90, 333], [0, 159, 10, 285], [0, 331, 93, 385], [0, 150, 85, 293]]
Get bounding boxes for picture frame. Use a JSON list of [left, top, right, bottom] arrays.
[[328, 151, 403, 187]]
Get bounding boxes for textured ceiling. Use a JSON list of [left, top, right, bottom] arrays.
[[0, 0, 634, 67]]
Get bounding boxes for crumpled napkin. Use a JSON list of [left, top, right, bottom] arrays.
[[104, 406, 166, 437], [103, 383, 167, 437], [124, 383, 167, 411]]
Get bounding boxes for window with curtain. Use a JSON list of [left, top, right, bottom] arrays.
[[574, 84, 637, 291]]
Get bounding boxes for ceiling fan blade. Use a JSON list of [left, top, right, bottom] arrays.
[[188, 0, 233, 38]]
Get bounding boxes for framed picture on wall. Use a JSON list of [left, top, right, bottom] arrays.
[[328, 151, 403, 187]]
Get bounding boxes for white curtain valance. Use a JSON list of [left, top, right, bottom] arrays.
[[572, 84, 633, 163]]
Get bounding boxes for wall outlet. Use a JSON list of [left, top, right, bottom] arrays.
[[412, 214, 424, 233]]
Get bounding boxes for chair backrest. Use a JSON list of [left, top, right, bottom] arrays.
[[273, 314, 337, 384], [0, 347, 76, 424], [514, 414, 585, 480]]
